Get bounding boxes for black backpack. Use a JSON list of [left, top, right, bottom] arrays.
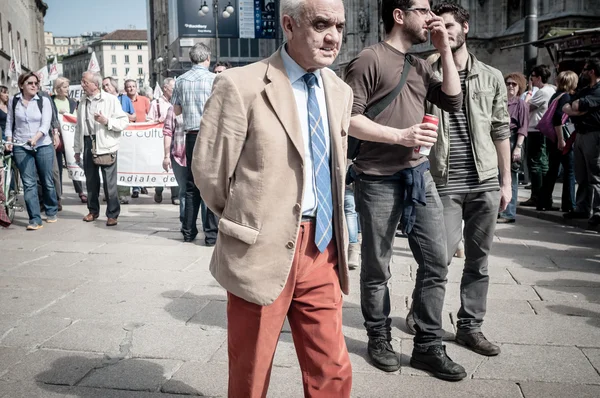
[[10, 95, 45, 133]]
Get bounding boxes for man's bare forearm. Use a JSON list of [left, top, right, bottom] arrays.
[[439, 50, 461, 96], [495, 139, 511, 185]]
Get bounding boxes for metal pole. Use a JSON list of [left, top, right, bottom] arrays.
[[524, 0, 538, 76], [215, 0, 220, 64]]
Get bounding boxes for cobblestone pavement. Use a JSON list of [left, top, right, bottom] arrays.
[[1, 184, 599, 397]]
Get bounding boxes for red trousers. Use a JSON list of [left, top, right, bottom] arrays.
[[227, 221, 352, 398]]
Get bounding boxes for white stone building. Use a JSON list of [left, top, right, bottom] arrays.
[[62, 30, 149, 90], [0, 0, 48, 88]]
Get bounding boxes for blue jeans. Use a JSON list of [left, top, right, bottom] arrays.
[[499, 132, 520, 220], [13, 144, 58, 225], [171, 155, 187, 223], [344, 186, 359, 244], [355, 170, 448, 349]]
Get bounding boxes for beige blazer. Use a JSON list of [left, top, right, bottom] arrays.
[[193, 49, 353, 306]]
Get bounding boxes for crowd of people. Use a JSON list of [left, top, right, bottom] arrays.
[[0, 59, 229, 230], [1, 0, 599, 396]]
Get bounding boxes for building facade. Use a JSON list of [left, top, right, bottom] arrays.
[[0, 0, 48, 87], [337, 0, 600, 76], [44, 31, 84, 58], [147, 0, 281, 87], [62, 30, 149, 90]]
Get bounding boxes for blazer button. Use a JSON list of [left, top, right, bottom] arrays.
[[286, 241, 295, 249]]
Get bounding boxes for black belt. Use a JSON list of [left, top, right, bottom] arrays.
[[187, 130, 199, 134], [301, 216, 316, 222]]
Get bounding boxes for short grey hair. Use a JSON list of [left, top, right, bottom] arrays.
[[189, 43, 211, 64], [103, 76, 118, 92], [280, 0, 306, 24], [162, 77, 175, 89], [124, 79, 137, 88], [82, 71, 102, 88]]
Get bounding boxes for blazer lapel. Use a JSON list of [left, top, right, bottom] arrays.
[[264, 51, 305, 159], [322, 70, 345, 167]]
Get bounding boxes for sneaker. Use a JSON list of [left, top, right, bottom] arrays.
[[119, 196, 129, 205], [455, 331, 500, 356], [410, 345, 467, 381], [131, 191, 139, 199], [519, 198, 537, 207], [140, 187, 148, 195], [46, 215, 58, 223], [154, 190, 163, 204], [367, 338, 400, 372], [26, 223, 43, 231], [172, 198, 180, 205]]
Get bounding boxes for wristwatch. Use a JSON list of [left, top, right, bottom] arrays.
[[516, 144, 523, 148]]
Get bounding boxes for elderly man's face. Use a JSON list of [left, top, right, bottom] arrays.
[[102, 79, 114, 94], [81, 73, 99, 96], [125, 81, 137, 96], [283, 0, 345, 72]]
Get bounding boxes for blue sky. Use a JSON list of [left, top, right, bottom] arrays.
[[44, 0, 148, 36]]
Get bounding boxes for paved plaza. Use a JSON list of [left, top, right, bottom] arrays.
[[1, 184, 599, 397]]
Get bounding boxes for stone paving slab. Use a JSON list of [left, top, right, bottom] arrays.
[[473, 344, 600, 384], [162, 361, 227, 396], [0, 382, 187, 398], [351, 374, 523, 398], [549, 256, 600, 271], [581, 348, 600, 373], [0, 289, 70, 316], [0, 347, 29, 375], [33, 241, 107, 254], [519, 382, 600, 398], [530, 300, 600, 318], [78, 358, 182, 392], [533, 285, 600, 303], [130, 324, 226, 362], [508, 267, 600, 286], [0, 250, 50, 269], [0, 316, 73, 348], [78, 253, 202, 271], [0, 349, 104, 385], [41, 320, 128, 354], [0, 275, 86, 292], [4, 263, 130, 282], [484, 313, 600, 347]]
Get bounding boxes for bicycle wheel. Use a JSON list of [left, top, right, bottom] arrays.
[[5, 165, 16, 223]]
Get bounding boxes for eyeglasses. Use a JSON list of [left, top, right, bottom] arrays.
[[25, 81, 39, 86], [405, 7, 431, 15], [506, 82, 518, 87]]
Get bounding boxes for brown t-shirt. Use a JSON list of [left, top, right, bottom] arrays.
[[344, 42, 462, 176]]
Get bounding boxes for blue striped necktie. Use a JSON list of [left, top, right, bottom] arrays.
[[303, 73, 333, 253]]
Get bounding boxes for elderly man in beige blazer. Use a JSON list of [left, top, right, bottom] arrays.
[[192, 0, 352, 396]]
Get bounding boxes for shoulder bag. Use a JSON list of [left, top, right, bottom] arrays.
[[347, 54, 414, 160]]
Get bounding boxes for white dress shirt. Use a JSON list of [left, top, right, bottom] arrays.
[[280, 45, 331, 217]]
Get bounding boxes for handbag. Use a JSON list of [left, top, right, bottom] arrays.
[[347, 54, 414, 160], [90, 134, 116, 166], [537, 93, 567, 142]]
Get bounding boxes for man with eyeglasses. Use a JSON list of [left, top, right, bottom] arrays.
[[563, 58, 600, 227], [344, 0, 465, 380], [413, 1, 510, 362]]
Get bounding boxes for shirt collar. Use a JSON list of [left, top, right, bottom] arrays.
[[192, 64, 209, 71], [87, 90, 102, 101], [281, 44, 322, 88], [15, 93, 41, 101]]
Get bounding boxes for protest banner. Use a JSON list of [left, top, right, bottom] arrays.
[[61, 115, 177, 187], [68, 84, 83, 101]]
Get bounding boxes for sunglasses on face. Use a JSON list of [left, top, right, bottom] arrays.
[[25, 81, 39, 86], [506, 82, 518, 87]]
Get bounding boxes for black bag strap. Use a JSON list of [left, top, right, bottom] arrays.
[[364, 54, 413, 120]]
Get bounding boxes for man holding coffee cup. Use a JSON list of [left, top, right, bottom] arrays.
[[408, 2, 511, 358], [344, 0, 465, 381]]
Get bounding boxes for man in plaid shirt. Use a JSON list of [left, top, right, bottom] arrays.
[[171, 43, 218, 245]]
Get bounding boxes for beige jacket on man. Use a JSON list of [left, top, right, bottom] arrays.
[[193, 49, 353, 306], [73, 90, 129, 155]]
